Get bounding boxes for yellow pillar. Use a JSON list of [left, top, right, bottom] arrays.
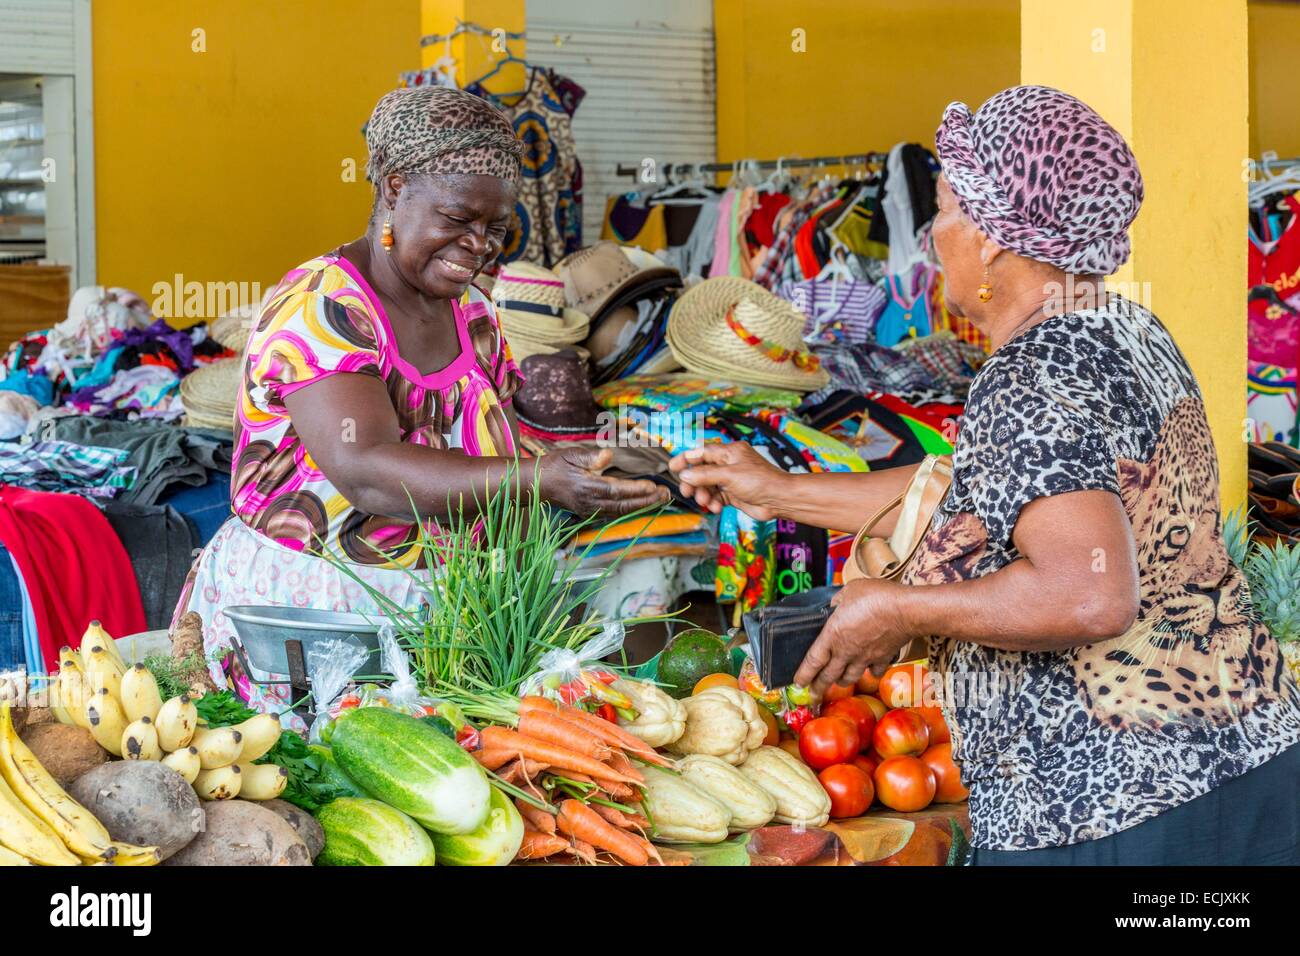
[[1021, 0, 1249, 507], [420, 0, 526, 94]]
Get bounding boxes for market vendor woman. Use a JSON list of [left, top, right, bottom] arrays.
[[671, 86, 1300, 865], [175, 86, 666, 713]]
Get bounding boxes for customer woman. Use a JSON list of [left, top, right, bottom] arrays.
[[176, 87, 666, 715], [670, 86, 1300, 865]]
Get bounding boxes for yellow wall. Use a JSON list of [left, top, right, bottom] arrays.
[[1022, 0, 1249, 506], [1249, 0, 1300, 159], [92, 0, 420, 323], [713, 0, 1020, 170]]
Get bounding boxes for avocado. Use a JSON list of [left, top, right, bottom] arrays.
[[657, 628, 731, 698]]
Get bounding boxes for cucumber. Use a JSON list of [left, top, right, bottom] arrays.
[[330, 707, 491, 835], [308, 745, 368, 800], [316, 798, 436, 866], [429, 785, 524, 866]]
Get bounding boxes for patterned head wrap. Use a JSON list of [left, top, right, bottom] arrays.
[[364, 86, 522, 187], [935, 85, 1143, 276]]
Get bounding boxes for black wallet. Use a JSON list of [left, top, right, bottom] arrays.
[[742, 586, 840, 689]]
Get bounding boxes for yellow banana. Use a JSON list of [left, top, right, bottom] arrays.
[[81, 620, 126, 670], [0, 842, 33, 865], [121, 717, 162, 761], [104, 841, 161, 866], [191, 725, 243, 769], [84, 688, 128, 757], [193, 765, 242, 800], [235, 762, 288, 801], [155, 695, 198, 751], [231, 713, 281, 762], [81, 644, 124, 699], [56, 649, 92, 731], [160, 746, 201, 784], [46, 675, 74, 726], [0, 702, 115, 861], [119, 664, 163, 723], [0, 762, 80, 865]]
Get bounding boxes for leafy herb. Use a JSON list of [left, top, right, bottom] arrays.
[[193, 691, 257, 727], [142, 652, 208, 702]]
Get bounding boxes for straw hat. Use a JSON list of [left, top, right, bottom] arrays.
[[180, 358, 242, 430], [666, 276, 829, 392], [556, 241, 680, 321], [209, 304, 257, 353], [491, 262, 589, 362]]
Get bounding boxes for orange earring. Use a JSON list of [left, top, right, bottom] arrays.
[[381, 212, 394, 252], [977, 264, 993, 302]]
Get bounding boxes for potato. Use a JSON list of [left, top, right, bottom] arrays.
[[163, 800, 310, 867], [69, 761, 202, 861], [253, 798, 325, 860], [21, 724, 107, 787]]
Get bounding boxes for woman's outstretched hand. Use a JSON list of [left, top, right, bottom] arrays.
[[668, 442, 787, 519], [539, 446, 670, 517]]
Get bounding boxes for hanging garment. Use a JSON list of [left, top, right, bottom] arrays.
[[662, 192, 723, 280], [874, 265, 935, 346], [868, 143, 938, 251], [1247, 197, 1300, 443], [0, 486, 145, 671], [777, 277, 887, 344], [601, 194, 669, 253], [0, 546, 25, 672], [476, 69, 580, 267]]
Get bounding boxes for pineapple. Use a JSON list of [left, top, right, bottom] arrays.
[[1244, 540, 1300, 682]]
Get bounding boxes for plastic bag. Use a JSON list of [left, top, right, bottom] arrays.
[[305, 637, 369, 745], [521, 621, 634, 709]]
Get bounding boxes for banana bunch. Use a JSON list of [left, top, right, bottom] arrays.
[[48, 622, 288, 805], [0, 702, 160, 866]]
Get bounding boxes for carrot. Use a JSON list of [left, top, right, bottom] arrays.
[[517, 830, 569, 860], [479, 727, 641, 785], [519, 711, 612, 762], [498, 759, 528, 785], [518, 695, 560, 716], [557, 799, 649, 866], [596, 780, 637, 802], [472, 748, 518, 771], [515, 798, 557, 835], [634, 833, 666, 866], [555, 707, 674, 768], [593, 804, 649, 830], [604, 749, 645, 783], [565, 839, 596, 864]]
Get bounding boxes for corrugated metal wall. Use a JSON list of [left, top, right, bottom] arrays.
[[0, 0, 76, 74]]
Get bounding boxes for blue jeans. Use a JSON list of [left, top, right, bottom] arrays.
[[0, 544, 25, 672]]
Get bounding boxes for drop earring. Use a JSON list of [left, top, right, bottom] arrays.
[[977, 264, 993, 302], [381, 212, 394, 252]]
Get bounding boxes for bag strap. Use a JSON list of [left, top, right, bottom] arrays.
[[845, 454, 952, 581]]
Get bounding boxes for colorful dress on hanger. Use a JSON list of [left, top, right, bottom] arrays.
[[1247, 193, 1300, 444]]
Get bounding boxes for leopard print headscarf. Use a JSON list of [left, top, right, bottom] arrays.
[[935, 85, 1144, 276], [364, 86, 522, 187]]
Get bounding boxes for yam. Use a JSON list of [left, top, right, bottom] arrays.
[[21, 723, 107, 787], [253, 798, 325, 859], [163, 800, 310, 867], [69, 761, 202, 861], [169, 612, 220, 695]]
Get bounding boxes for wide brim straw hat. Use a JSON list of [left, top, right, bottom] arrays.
[[556, 241, 680, 321], [492, 261, 589, 357], [180, 358, 242, 429], [666, 276, 829, 392], [209, 304, 257, 353]]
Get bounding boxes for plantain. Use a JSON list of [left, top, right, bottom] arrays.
[[160, 746, 201, 784], [231, 713, 281, 762], [84, 688, 128, 757], [155, 694, 198, 751], [81, 620, 127, 670], [0, 842, 34, 865], [119, 664, 163, 723], [46, 675, 75, 726], [0, 760, 80, 865], [191, 725, 243, 769], [80, 644, 124, 699], [121, 717, 162, 761], [193, 764, 242, 801], [0, 702, 115, 861], [56, 649, 93, 731], [235, 762, 288, 801]]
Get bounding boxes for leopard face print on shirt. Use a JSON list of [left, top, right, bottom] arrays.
[[903, 294, 1300, 850]]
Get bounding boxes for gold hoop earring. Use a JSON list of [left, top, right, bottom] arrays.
[[381, 212, 394, 252], [977, 264, 993, 302]]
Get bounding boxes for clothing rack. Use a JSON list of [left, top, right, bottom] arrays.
[[420, 19, 526, 47], [615, 152, 889, 184]]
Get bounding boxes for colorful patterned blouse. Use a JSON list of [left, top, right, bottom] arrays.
[[233, 253, 522, 567]]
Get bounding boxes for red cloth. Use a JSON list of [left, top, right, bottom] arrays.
[[0, 486, 145, 672]]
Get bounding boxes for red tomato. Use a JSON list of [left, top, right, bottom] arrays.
[[798, 716, 860, 770], [819, 764, 874, 818], [855, 668, 881, 695], [921, 743, 969, 803], [823, 683, 856, 704], [877, 662, 930, 709], [873, 708, 930, 758], [851, 752, 880, 781], [822, 697, 877, 751], [873, 756, 936, 812], [859, 695, 887, 721], [911, 706, 950, 746]]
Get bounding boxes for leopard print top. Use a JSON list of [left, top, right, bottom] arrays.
[[902, 294, 1300, 850]]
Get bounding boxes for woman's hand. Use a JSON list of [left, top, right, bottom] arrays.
[[539, 446, 670, 517], [668, 442, 788, 519], [793, 579, 915, 697]]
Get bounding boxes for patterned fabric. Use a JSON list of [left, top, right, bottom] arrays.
[[363, 86, 522, 186], [233, 253, 522, 567], [894, 331, 986, 398], [936, 86, 1144, 276], [178, 516, 427, 730], [0, 440, 135, 497], [902, 293, 1300, 849], [777, 277, 888, 345], [480, 70, 580, 267]]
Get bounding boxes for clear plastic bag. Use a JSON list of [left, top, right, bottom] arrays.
[[522, 620, 631, 707], [305, 637, 369, 745]]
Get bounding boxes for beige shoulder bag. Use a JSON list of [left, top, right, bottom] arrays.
[[842, 454, 953, 584]]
